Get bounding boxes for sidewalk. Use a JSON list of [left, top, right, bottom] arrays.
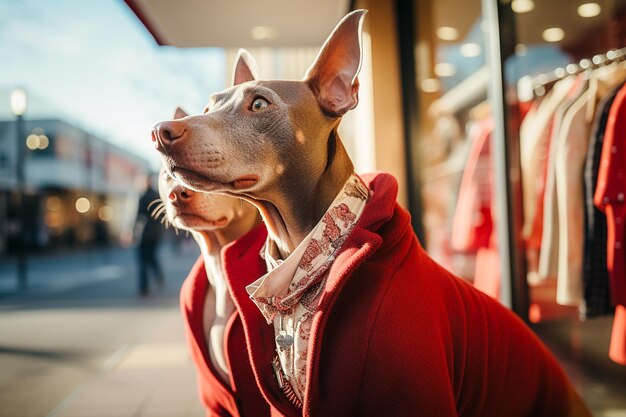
[[0, 241, 208, 417], [45, 317, 205, 417]]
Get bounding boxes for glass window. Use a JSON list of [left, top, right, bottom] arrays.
[[412, 0, 496, 289]]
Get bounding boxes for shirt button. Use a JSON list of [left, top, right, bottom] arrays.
[[619, 193, 625, 202], [612, 146, 618, 154], [617, 217, 622, 225], [616, 242, 622, 250]]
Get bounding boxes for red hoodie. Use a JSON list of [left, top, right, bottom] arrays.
[[180, 225, 270, 417], [222, 172, 573, 417]]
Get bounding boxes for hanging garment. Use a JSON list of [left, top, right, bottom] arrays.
[[554, 82, 598, 306], [595, 82, 626, 306], [474, 240, 500, 300], [519, 101, 542, 277], [594, 82, 626, 365], [450, 119, 500, 298], [582, 82, 623, 318], [538, 75, 588, 281], [610, 305, 626, 365], [520, 77, 574, 281], [450, 119, 494, 254]]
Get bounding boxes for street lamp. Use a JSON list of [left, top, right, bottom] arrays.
[[10, 88, 28, 291]]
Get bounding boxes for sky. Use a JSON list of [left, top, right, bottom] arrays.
[[0, 0, 227, 168]]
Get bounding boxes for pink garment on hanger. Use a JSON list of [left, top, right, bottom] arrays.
[[451, 118, 500, 299], [451, 119, 494, 254]]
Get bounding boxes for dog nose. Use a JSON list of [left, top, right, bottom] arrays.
[[153, 120, 187, 149], [168, 185, 195, 202]]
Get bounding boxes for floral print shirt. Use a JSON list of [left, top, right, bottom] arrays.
[[246, 173, 369, 402]]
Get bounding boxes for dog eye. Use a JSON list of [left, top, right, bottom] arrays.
[[251, 97, 269, 112]]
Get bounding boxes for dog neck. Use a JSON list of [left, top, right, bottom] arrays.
[[252, 130, 354, 258], [195, 211, 262, 255], [192, 208, 262, 285]]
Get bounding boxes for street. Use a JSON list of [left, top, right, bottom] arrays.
[[0, 240, 205, 417]]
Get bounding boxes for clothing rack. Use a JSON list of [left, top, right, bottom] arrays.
[[531, 47, 626, 96]]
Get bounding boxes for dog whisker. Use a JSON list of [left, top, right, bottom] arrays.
[[150, 202, 165, 214], [151, 205, 166, 219], [148, 198, 162, 211]]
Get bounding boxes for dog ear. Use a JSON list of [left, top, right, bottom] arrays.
[[233, 49, 259, 86], [173, 107, 188, 119], [304, 9, 367, 117]]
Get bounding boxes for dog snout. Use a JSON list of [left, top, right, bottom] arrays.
[[154, 120, 187, 149], [168, 184, 195, 203]]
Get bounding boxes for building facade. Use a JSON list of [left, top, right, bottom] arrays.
[[0, 118, 150, 255]]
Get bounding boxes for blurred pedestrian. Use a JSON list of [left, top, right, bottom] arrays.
[[134, 174, 164, 296]]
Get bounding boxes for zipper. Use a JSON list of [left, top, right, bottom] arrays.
[[272, 355, 303, 411]]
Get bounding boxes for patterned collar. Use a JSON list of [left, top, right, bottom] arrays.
[[246, 173, 369, 403], [246, 173, 369, 323]]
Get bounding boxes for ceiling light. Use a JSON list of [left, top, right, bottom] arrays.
[[76, 197, 91, 213], [420, 78, 441, 93], [436, 26, 459, 41], [577, 3, 601, 18], [434, 63, 457, 77], [542, 27, 564, 43], [511, 0, 535, 13], [460, 43, 481, 57], [251, 26, 277, 41]]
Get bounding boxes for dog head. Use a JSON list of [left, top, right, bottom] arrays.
[[157, 108, 255, 232], [152, 10, 366, 201]]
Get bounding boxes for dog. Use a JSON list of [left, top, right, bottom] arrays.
[[153, 10, 590, 417], [156, 108, 267, 416]]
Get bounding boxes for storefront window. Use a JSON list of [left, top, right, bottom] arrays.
[[409, 0, 626, 411], [412, 0, 496, 289]]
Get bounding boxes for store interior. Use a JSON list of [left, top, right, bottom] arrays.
[[410, 0, 626, 414]]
